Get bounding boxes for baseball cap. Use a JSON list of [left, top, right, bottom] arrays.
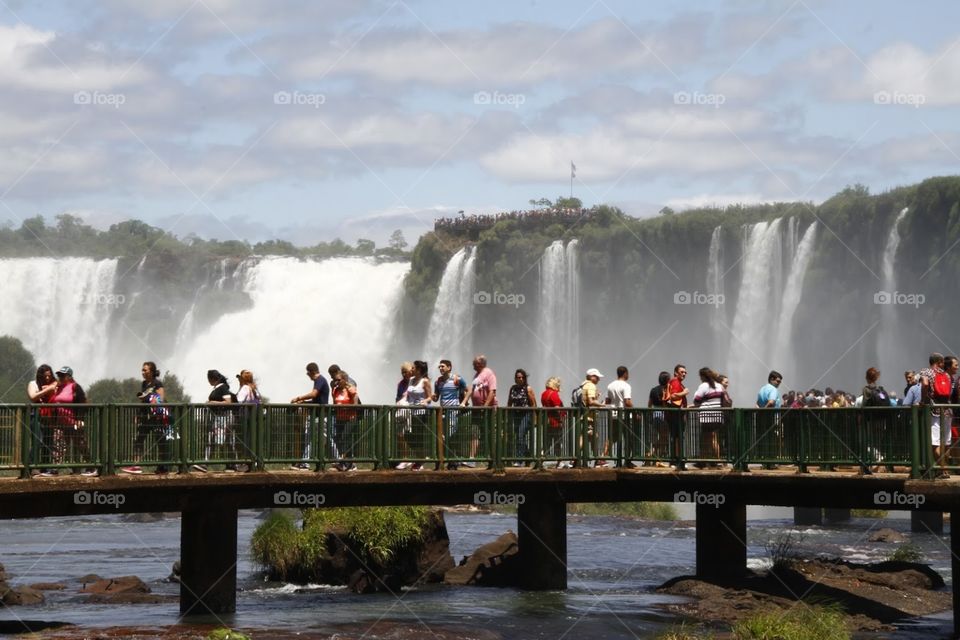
[[585, 368, 604, 378], [57, 366, 73, 377]]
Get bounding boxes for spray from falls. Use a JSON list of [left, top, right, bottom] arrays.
[[878, 207, 910, 371], [423, 246, 477, 376], [772, 221, 819, 379], [538, 239, 580, 381]]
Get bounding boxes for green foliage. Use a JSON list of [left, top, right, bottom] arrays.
[[567, 502, 678, 520], [0, 336, 36, 402], [251, 507, 432, 581], [888, 543, 923, 563], [303, 506, 430, 565], [732, 604, 849, 640], [206, 629, 251, 640], [656, 624, 714, 640], [850, 508, 887, 518], [0, 215, 406, 260], [86, 372, 190, 403]]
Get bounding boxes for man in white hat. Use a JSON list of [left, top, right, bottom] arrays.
[[581, 368, 607, 466]]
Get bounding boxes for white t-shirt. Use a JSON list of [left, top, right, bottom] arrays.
[[236, 385, 260, 404], [606, 379, 632, 408], [694, 381, 725, 423]]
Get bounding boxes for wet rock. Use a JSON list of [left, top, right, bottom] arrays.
[[0, 562, 7, 582], [444, 531, 520, 587], [657, 558, 950, 631], [1, 584, 44, 605], [80, 576, 150, 595], [868, 528, 907, 543], [166, 560, 181, 583], [85, 592, 171, 604], [28, 582, 67, 591]]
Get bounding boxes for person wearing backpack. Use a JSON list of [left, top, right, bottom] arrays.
[[919, 352, 950, 478], [860, 367, 891, 474]]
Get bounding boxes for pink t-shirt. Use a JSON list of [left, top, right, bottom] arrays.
[[471, 368, 498, 406]]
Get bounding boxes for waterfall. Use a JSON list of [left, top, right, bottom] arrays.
[[538, 240, 580, 381], [727, 219, 784, 393], [772, 221, 819, 377], [878, 207, 909, 371], [171, 257, 409, 404], [0, 258, 119, 382], [423, 246, 477, 376], [706, 226, 724, 338]]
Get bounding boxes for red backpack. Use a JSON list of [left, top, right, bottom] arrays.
[[933, 370, 953, 401]]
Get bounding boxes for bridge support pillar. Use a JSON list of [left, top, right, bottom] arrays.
[[180, 504, 238, 615], [912, 510, 944, 534], [794, 507, 822, 526], [696, 501, 746, 578], [823, 508, 851, 523], [518, 495, 567, 590]]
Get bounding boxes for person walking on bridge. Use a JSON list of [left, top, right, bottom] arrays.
[[461, 355, 497, 467], [290, 362, 329, 471], [605, 366, 633, 467]]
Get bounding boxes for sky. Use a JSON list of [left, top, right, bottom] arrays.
[[0, 0, 958, 246]]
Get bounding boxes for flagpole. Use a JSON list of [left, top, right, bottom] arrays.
[[570, 161, 574, 199]]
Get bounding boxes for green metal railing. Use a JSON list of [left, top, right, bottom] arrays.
[[0, 403, 951, 477]]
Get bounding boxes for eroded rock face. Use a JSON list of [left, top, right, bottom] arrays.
[[657, 558, 951, 632], [79, 575, 151, 595], [444, 531, 520, 587], [266, 508, 455, 594], [0, 584, 44, 606]]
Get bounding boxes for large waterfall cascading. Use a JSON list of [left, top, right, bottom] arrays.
[[727, 219, 784, 393], [171, 257, 409, 404], [772, 221, 819, 379], [878, 207, 910, 371], [538, 240, 580, 382], [706, 226, 724, 338], [423, 246, 477, 376], [0, 258, 119, 382]]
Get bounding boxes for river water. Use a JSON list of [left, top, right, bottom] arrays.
[[0, 511, 953, 638]]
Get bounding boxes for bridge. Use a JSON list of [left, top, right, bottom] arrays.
[[1, 403, 959, 635]]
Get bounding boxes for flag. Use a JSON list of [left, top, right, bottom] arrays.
[[571, 162, 576, 179]]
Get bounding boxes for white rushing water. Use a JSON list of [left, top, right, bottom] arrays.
[[772, 221, 819, 378], [170, 257, 409, 404], [706, 226, 724, 340], [878, 207, 910, 371], [423, 246, 477, 375], [0, 257, 119, 382], [727, 218, 783, 394], [538, 239, 580, 381]]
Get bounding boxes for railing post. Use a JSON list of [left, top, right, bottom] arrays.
[[910, 405, 921, 479], [20, 405, 31, 479], [734, 409, 748, 472], [104, 404, 113, 476]]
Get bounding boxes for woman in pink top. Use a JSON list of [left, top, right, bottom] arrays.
[[49, 367, 93, 474]]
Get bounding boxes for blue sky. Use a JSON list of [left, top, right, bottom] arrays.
[[0, 0, 958, 246]]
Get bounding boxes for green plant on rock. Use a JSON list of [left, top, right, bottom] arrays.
[[251, 507, 433, 581], [207, 629, 251, 640], [656, 622, 714, 639], [888, 543, 923, 563], [733, 604, 849, 640], [765, 531, 805, 571]]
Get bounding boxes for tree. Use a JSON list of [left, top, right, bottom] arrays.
[[659, 206, 675, 216], [355, 238, 376, 256], [528, 197, 552, 208], [87, 372, 190, 403], [555, 197, 582, 209], [0, 336, 36, 402], [388, 230, 408, 253]]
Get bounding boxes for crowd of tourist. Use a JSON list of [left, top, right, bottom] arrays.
[[434, 207, 592, 231], [24, 351, 960, 477]]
